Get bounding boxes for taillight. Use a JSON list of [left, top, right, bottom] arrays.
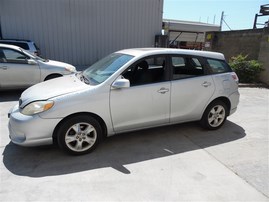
[[231, 72, 239, 84]]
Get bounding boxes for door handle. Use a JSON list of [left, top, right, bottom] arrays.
[[0, 66, 8, 70], [202, 81, 211, 87], [158, 87, 169, 94]]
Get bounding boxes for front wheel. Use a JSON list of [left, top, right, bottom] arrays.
[[200, 100, 228, 130], [57, 115, 103, 155]]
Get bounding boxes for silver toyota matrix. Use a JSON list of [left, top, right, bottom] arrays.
[[8, 48, 240, 155]]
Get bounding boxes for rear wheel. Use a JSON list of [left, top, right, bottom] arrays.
[[57, 115, 103, 155], [200, 100, 228, 130]]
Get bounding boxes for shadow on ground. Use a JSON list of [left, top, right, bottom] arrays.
[[0, 90, 23, 102], [2, 120, 245, 177]]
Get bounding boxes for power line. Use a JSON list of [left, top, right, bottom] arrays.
[[220, 11, 232, 31], [222, 18, 232, 30]]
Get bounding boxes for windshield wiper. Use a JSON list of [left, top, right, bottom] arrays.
[[76, 72, 90, 84], [82, 74, 90, 84]]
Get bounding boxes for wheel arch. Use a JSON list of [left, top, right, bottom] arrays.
[[200, 96, 231, 130], [44, 73, 63, 81], [52, 112, 108, 144], [206, 96, 231, 115]]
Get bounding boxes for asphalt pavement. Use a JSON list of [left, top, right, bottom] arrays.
[[0, 87, 268, 201]]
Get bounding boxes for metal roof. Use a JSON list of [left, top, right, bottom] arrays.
[[163, 19, 221, 33]]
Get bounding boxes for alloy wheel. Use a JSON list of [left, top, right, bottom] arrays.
[[207, 105, 226, 128], [65, 122, 97, 152]]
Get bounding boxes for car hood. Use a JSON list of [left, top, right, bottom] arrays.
[[46, 60, 73, 67], [39, 59, 76, 72], [19, 74, 89, 108]]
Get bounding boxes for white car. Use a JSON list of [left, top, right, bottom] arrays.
[[0, 44, 76, 90], [8, 48, 240, 155]]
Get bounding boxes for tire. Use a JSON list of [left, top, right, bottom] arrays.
[[44, 74, 62, 81], [200, 100, 228, 130], [57, 115, 103, 155]]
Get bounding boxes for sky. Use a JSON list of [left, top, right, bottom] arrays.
[[163, 0, 269, 31]]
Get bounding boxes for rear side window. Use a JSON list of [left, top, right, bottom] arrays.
[[172, 56, 204, 80], [207, 59, 231, 74]]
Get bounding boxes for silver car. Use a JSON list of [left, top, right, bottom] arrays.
[[0, 44, 76, 90], [8, 48, 240, 155]]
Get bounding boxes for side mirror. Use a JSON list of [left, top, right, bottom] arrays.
[[112, 78, 130, 89], [27, 59, 38, 65]]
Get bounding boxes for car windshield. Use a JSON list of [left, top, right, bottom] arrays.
[[82, 53, 134, 85], [21, 48, 47, 62]]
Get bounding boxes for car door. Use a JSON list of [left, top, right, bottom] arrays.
[[110, 55, 170, 132], [0, 47, 40, 89], [170, 55, 215, 122]]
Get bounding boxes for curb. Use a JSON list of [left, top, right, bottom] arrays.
[[239, 83, 269, 88]]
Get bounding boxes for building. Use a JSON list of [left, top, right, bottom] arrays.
[[0, 0, 163, 66], [163, 19, 221, 49]]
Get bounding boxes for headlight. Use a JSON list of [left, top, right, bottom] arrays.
[[65, 66, 76, 72], [21, 101, 54, 115]]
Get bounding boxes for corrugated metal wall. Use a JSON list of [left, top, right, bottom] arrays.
[[0, 0, 163, 66]]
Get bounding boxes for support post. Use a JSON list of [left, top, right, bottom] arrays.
[[253, 13, 258, 29]]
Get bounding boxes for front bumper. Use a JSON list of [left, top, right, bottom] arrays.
[[8, 104, 61, 147]]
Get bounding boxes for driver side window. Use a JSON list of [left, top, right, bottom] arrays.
[[122, 55, 167, 86], [0, 48, 29, 64]]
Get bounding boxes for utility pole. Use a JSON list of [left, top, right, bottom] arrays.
[[220, 11, 224, 31]]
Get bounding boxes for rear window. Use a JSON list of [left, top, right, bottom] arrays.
[[207, 59, 231, 74], [33, 43, 40, 50]]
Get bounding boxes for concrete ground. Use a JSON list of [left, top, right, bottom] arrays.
[[0, 87, 268, 201]]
